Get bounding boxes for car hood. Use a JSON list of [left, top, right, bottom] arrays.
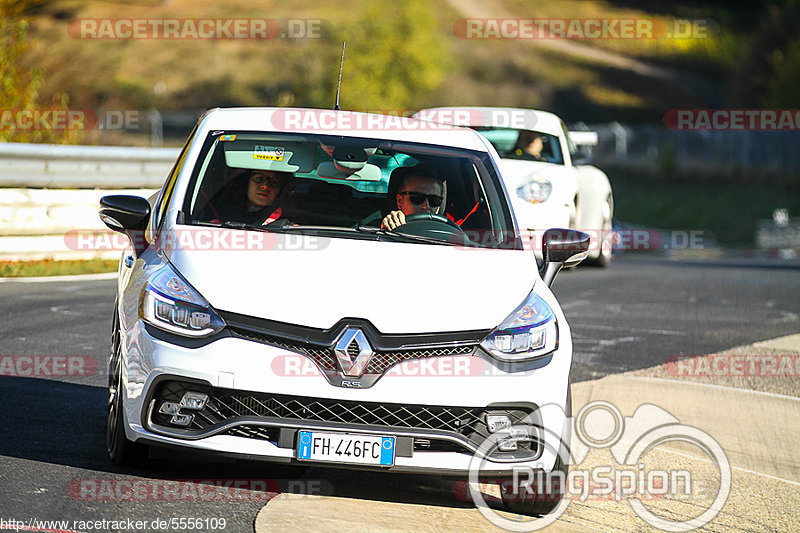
[[166, 231, 538, 333], [498, 159, 567, 186]]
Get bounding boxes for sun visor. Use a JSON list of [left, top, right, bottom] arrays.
[[223, 138, 315, 173]]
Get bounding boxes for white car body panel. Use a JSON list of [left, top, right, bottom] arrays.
[[107, 107, 577, 481], [167, 233, 537, 333]]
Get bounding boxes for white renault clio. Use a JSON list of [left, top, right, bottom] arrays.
[[100, 107, 588, 516]]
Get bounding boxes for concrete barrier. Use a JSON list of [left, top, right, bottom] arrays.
[[0, 142, 178, 189], [0, 141, 172, 260]]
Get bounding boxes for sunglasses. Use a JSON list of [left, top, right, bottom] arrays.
[[398, 191, 444, 208], [250, 174, 282, 187]]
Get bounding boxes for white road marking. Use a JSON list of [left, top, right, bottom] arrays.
[[575, 323, 684, 336], [644, 441, 800, 487], [630, 376, 800, 402]]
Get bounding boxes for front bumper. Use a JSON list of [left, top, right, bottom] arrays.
[[121, 322, 572, 476]]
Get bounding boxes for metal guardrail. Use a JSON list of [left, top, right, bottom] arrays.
[[0, 142, 179, 189]]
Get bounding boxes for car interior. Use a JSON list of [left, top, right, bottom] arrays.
[[182, 132, 513, 247]]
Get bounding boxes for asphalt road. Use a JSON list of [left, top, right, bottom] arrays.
[[0, 253, 798, 532]]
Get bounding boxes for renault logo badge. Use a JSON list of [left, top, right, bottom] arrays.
[[333, 328, 374, 377]]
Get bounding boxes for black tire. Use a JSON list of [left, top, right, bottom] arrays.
[[500, 385, 572, 516], [584, 196, 613, 268], [107, 303, 145, 466]]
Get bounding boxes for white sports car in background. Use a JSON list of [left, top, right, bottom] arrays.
[[414, 107, 614, 266]]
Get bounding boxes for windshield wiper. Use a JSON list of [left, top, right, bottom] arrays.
[[356, 226, 458, 246], [191, 220, 290, 232]]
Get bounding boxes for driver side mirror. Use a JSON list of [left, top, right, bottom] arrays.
[[99, 195, 151, 256], [539, 228, 590, 286]]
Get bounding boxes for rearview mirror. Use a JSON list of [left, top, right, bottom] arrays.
[[539, 228, 590, 286]]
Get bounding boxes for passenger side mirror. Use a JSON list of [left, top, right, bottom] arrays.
[[571, 151, 591, 165], [99, 195, 151, 255], [539, 228, 590, 286]]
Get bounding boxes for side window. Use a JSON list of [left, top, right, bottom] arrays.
[[152, 124, 198, 232]]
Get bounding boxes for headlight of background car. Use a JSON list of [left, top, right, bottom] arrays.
[[140, 263, 225, 337], [481, 290, 557, 362], [517, 178, 552, 204]]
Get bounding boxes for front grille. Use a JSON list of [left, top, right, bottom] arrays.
[[225, 425, 279, 441], [230, 326, 477, 375], [366, 346, 475, 374], [149, 380, 540, 455], [347, 340, 360, 357], [230, 327, 336, 370]]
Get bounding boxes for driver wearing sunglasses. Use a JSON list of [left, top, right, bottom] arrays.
[[381, 167, 445, 231]]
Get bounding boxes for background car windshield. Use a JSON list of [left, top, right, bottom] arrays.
[[182, 132, 516, 248], [473, 128, 564, 165]]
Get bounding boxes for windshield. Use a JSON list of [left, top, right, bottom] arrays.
[[472, 127, 564, 165], [180, 131, 520, 249]]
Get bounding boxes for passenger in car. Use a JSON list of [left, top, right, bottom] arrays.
[[204, 169, 292, 225], [380, 165, 445, 230], [511, 130, 549, 161]]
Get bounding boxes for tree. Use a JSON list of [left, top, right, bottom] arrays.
[[1, 1, 81, 143], [328, 0, 451, 112]]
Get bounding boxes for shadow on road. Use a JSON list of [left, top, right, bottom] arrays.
[[0, 376, 473, 510]]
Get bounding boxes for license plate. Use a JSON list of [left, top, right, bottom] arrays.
[[296, 431, 395, 466]]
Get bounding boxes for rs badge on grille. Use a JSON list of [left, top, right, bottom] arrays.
[[333, 328, 373, 377]]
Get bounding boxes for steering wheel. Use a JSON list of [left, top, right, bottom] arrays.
[[393, 212, 474, 245], [402, 212, 462, 229]]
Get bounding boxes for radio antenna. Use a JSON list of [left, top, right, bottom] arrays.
[[333, 41, 346, 110]]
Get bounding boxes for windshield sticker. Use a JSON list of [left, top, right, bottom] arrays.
[[254, 145, 284, 161], [219, 134, 236, 141]]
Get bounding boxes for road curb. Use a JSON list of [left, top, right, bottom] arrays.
[[0, 271, 118, 283], [252, 335, 800, 532]]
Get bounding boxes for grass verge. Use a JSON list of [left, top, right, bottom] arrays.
[[0, 258, 118, 278], [610, 173, 800, 246]]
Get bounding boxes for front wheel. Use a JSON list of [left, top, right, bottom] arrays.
[[107, 309, 145, 466], [500, 454, 568, 516], [500, 385, 572, 516]]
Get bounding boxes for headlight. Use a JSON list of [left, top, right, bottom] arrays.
[[140, 263, 225, 337], [517, 178, 552, 204], [481, 290, 557, 362]]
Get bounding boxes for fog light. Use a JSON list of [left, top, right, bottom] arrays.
[[170, 413, 193, 427], [486, 414, 512, 433], [158, 401, 180, 415], [498, 427, 532, 452], [180, 392, 208, 410]]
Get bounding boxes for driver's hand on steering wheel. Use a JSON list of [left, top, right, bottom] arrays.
[[381, 210, 406, 230]]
